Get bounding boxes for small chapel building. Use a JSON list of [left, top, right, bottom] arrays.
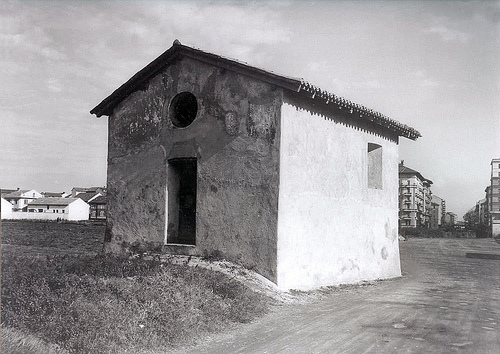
[[91, 40, 420, 290]]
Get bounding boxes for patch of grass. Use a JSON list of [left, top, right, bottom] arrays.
[[1, 253, 272, 353], [0, 220, 105, 253], [0, 325, 68, 354]]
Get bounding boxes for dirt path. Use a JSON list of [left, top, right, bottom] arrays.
[[177, 238, 500, 353]]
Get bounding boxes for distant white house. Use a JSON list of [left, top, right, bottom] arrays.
[[1, 197, 13, 219], [2, 189, 42, 211], [14, 198, 90, 221]]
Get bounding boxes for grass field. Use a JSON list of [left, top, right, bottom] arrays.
[[1, 220, 273, 353], [1, 220, 105, 253]]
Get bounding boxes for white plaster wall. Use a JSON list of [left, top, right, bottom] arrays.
[[277, 102, 401, 290], [6, 212, 68, 220], [1, 198, 13, 219], [15, 200, 90, 221], [67, 200, 90, 221]]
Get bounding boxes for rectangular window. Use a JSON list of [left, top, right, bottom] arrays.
[[368, 143, 383, 189], [167, 158, 197, 245]]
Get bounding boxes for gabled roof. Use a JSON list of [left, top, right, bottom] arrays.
[[91, 40, 420, 140], [399, 164, 432, 184], [2, 189, 37, 198], [28, 197, 82, 206], [72, 187, 104, 193], [42, 192, 66, 197], [74, 192, 100, 202], [1, 189, 18, 196], [89, 195, 107, 204], [399, 164, 419, 175]]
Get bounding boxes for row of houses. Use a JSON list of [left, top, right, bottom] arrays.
[[0, 187, 107, 221], [398, 161, 456, 230], [465, 158, 500, 237]]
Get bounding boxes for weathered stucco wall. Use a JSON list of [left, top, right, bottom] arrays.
[[277, 99, 401, 290], [106, 57, 281, 281], [106, 73, 167, 252]]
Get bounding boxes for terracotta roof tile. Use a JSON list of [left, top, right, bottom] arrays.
[[91, 40, 420, 140], [28, 198, 81, 206]]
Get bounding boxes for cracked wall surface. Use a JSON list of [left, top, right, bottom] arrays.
[[104, 55, 402, 288], [105, 57, 281, 281]]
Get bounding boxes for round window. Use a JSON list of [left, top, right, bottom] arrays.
[[170, 92, 198, 128]]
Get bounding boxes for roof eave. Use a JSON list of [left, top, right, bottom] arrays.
[[90, 40, 420, 140], [90, 45, 181, 117], [90, 42, 300, 118], [295, 81, 421, 140]]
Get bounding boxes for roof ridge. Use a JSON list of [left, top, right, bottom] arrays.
[[91, 40, 420, 140]]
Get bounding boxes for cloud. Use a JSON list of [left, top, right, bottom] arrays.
[[0, 8, 68, 66], [46, 78, 62, 93], [353, 80, 383, 89], [40, 46, 67, 61], [307, 61, 330, 73], [408, 70, 440, 88], [132, 1, 292, 65], [421, 78, 439, 88], [425, 25, 470, 43]]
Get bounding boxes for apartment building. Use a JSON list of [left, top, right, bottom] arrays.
[[490, 158, 500, 237], [430, 195, 446, 229], [477, 197, 489, 227], [399, 161, 433, 229], [443, 212, 457, 226]]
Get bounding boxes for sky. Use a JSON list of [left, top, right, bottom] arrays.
[[1, 0, 499, 219]]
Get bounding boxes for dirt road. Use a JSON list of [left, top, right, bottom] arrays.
[[181, 238, 500, 353]]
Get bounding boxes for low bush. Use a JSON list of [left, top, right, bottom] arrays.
[[1, 253, 272, 353]]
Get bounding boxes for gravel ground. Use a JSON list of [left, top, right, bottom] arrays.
[[175, 238, 500, 354]]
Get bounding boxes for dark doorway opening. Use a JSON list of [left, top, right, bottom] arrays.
[[167, 158, 197, 245]]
